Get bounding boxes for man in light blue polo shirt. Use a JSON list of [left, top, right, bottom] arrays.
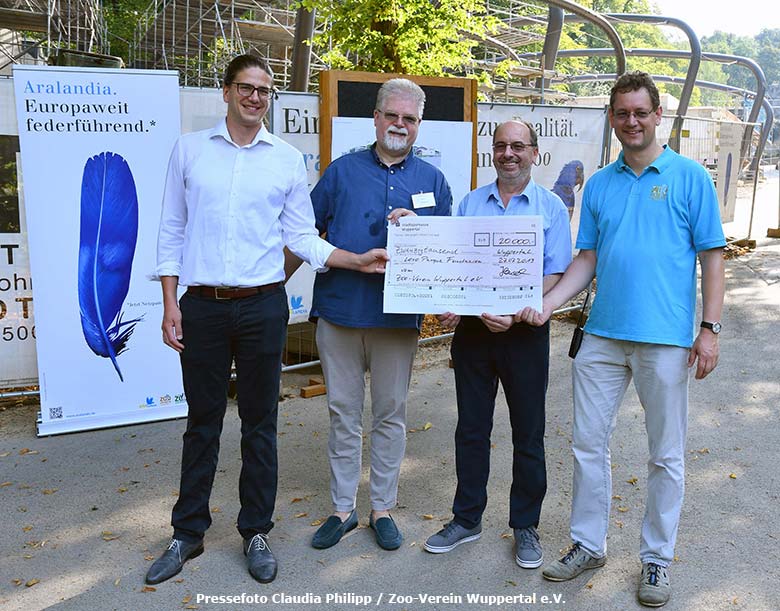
[[520, 72, 725, 608], [424, 120, 572, 570], [308, 78, 452, 552]]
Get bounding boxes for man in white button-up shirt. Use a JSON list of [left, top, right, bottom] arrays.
[[147, 54, 387, 587]]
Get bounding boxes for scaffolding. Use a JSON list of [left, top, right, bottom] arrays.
[[130, 0, 550, 95], [131, 0, 327, 88], [0, 0, 107, 74]]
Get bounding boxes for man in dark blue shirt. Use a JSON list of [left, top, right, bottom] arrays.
[[309, 78, 452, 551]]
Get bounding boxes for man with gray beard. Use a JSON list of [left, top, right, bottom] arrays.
[[307, 78, 452, 551]]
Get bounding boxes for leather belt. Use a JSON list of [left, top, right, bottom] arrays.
[[186, 282, 283, 300]]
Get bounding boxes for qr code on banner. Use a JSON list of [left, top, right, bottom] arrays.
[[49, 406, 63, 419]]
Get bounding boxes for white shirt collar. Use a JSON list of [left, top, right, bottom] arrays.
[[209, 118, 275, 148]]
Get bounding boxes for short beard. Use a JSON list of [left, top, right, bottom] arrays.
[[382, 129, 410, 154], [496, 161, 531, 183]]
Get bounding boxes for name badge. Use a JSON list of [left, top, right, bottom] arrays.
[[412, 192, 436, 209]]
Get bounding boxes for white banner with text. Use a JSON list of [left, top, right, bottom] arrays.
[[13, 65, 185, 435], [476, 103, 608, 234]]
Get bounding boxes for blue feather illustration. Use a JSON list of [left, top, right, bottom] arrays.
[[78, 152, 141, 382], [551, 160, 585, 213], [724, 152, 732, 206]]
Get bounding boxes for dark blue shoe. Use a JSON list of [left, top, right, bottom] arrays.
[[243, 533, 277, 583], [145, 538, 204, 584], [311, 509, 358, 549], [369, 514, 402, 550]]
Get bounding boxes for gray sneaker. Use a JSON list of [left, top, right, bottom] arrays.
[[514, 526, 543, 568], [638, 562, 671, 607], [424, 521, 482, 553], [542, 542, 606, 581]]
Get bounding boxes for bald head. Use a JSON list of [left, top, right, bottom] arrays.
[[492, 120, 539, 186]]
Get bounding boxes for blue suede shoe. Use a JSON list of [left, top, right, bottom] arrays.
[[369, 514, 402, 550], [311, 510, 358, 549]]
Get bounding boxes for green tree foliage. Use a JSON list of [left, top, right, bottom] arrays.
[[691, 53, 732, 107], [296, 0, 502, 79], [0, 136, 20, 234], [701, 31, 758, 92], [755, 29, 780, 87], [103, 0, 150, 62], [698, 30, 780, 111], [547, 0, 679, 97]]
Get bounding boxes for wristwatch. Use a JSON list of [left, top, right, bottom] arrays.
[[700, 321, 722, 334]]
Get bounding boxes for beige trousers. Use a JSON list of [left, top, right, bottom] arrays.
[[316, 319, 418, 512]]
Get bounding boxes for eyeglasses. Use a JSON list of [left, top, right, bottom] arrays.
[[612, 109, 656, 121], [376, 110, 420, 126], [492, 141, 535, 153], [233, 82, 274, 99]]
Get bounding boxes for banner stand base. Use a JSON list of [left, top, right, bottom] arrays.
[[37, 405, 188, 437]]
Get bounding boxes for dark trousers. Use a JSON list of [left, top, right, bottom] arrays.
[[451, 317, 549, 530], [171, 288, 288, 543]]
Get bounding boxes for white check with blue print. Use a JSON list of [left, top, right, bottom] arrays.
[[384, 216, 543, 315]]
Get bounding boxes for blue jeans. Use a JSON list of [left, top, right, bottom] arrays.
[[171, 288, 288, 542], [451, 317, 549, 530]]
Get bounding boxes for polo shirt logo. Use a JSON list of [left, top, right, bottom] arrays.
[[650, 185, 668, 200]]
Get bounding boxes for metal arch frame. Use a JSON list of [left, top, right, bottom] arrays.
[[536, 0, 625, 76], [522, 47, 768, 166], [537, 25, 768, 131], [526, 48, 768, 128], [540, 7, 564, 73], [535, 6, 564, 99], [685, 51, 766, 129], [536, 13, 701, 152], [564, 72, 773, 155], [461, 32, 527, 65]]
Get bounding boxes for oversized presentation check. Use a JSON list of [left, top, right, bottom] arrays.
[[384, 216, 543, 315]]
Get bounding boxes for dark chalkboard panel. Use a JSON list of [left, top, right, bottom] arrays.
[[336, 81, 465, 121], [319, 70, 477, 186]]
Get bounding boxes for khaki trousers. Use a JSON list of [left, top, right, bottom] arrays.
[[316, 319, 419, 512]]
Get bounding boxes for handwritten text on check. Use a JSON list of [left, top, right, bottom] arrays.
[[384, 216, 543, 315]]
